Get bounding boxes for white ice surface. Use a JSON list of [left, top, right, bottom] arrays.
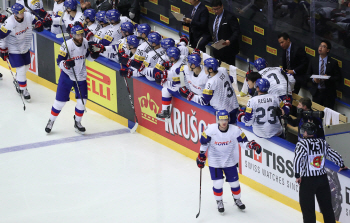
[[0, 66, 312, 223]]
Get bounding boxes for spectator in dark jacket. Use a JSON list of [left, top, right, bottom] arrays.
[[115, 0, 140, 23]]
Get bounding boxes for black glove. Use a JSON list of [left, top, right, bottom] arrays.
[[34, 20, 44, 32], [63, 59, 75, 69], [179, 87, 195, 101]]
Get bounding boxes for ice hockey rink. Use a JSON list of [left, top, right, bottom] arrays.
[[0, 66, 314, 223]]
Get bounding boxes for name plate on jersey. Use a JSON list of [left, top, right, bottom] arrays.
[[134, 54, 145, 61], [155, 63, 165, 71], [104, 35, 113, 42]]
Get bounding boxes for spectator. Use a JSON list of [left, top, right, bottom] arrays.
[[278, 32, 309, 94], [81, 0, 112, 12], [307, 40, 341, 109], [210, 0, 240, 66], [115, 0, 140, 23], [286, 97, 325, 141], [182, 0, 211, 53]]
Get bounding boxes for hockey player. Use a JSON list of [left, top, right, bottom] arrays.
[[83, 8, 100, 35], [179, 53, 208, 104], [119, 34, 139, 77], [100, 9, 122, 46], [237, 78, 291, 138], [176, 35, 189, 56], [0, 13, 7, 80], [136, 23, 151, 46], [197, 110, 262, 213], [50, 0, 65, 34], [202, 58, 239, 124], [52, 0, 84, 32], [91, 11, 109, 43], [45, 25, 104, 134], [155, 47, 187, 120], [254, 57, 295, 103], [0, 3, 44, 101]]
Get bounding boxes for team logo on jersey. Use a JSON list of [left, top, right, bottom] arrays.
[[214, 140, 232, 146], [16, 27, 29, 36], [310, 155, 324, 168], [139, 93, 160, 124]]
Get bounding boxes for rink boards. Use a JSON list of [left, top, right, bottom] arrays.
[[1, 30, 350, 223]]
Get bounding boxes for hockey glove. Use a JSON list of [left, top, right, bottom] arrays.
[[63, 59, 75, 69], [130, 59, 143, 70], [90, 43, 105, 53], [162, 61, 172, 70], [118, 49, 126, 57], [74, 21, 84, 28], [67, 24, 73, 34], [85, 29, 94, 41], [34, 21, 44, 32], [179, 35, 189, 46], [119, 54, 130, 65], [192, 48, 201, 55], [0, 48, 9, 61], [43, 15, 53, 28], [38, 9, 49, 18], [196, 152, 207, 168], [247, 140, 261, 154], [0, 15, 8, 23], [179, 87, 195, 101], [155, 70, 168, 84], [120, 68, 133, 78], [237, 107, 246, 122]]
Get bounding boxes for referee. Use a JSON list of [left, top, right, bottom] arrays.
[[293, 122, 348, 223]]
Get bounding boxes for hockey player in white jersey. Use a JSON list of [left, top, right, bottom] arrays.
[[119, 34, 140, 78], [155, 47, 187, 120], [254, 58, 295, 103], [50, 0, 65, 34], [201, 58, 239, 124], [197, 110, 262, 213], [135, 23, 151, 47], [237, 78, 291, 138], [0, 13, 7, 80], [91, 11, 109, 43], [175, 35, 189, 56], [179, 53, 208, 103], [0, 3, 44, 101], [45, 25, 105, 134], [83, 9, 100, 35], [51, 0, 84, 33], [100, 9, 122, 46]]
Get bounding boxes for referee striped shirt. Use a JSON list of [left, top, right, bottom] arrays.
[[293, 138, 344, 178]]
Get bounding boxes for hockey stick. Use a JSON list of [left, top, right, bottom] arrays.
[[22, 0, 44, 21], [196, 168, 202, 218], [5, 58, 26, 111], [58, 11, 87, 113], [120, 63, 139, 133], [56, 33, 70, 38]]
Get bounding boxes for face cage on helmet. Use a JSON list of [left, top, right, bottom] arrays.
[[300, 128, 316, 136]]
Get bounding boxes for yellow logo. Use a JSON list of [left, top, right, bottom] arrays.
[[345, 78, 350, 87], [254, 55, 260, 61], [336, 90, 342, 99], [160, 15, 169, 24], [140, 6, 147, 14], [266, 45, 277, 56], [183, 26, 189, 32], [149, 0, 158, 4], [139, 93, 160, 124], [305, 47, 315, 57], [331, 57, 342, 68], [183, 0, 191, 4], [242, 35, 252, 45], [205, 6, 215, 15], [254, 25, 264, 35], [171, 5, 180, 13]]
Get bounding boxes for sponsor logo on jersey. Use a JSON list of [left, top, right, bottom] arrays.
[[160, 15, 169, 24], [16, 27, 29, 36], [254, 25, 264, 35], [214, 140, 232, 146], [242, 35, 252, 45], [138, 93, 160, 124], [104, 35, 113, 42], [203, 89, 213, 95]]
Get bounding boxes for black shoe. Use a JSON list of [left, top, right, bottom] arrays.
[[216, 200, 225, 213], [234, 198, 246, 210], [45, 119, 55, 133], [74, 115, 86, 134]]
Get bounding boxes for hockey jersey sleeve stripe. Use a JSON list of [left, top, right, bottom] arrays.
[[134, 54, 145, 61], [202, 94, 213, 105], [100, 38, 112, 46], [237, 132, 248, 143], [57, 55, 67, 65], [0, 26, 10, 39], [203, 89, 213, 95], [200, 131, 211, 145], [155, 63, 165, 71]]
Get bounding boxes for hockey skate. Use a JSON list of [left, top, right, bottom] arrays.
[[22, 89, 31, 102], [234, 198, 246, 210], [45, 119, 55, 133], [0, 73, 3, 80], [156, 105, 172, 123], [13, 80, 20, 93], [74, 115, 86, 134], [216, 200, 225, 214]]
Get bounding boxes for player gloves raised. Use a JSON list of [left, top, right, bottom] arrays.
[[179, 87, 195, 101], [43, 15, 52, 27], [0, 48, 9, 61], [237, 107, 246, 122], [247, 140, 261, 154], [34, 21, 44, 32], [63, 59, 75, 69], [196, 152, 207, 168], [154, 70, 168, 85], [162, 61, 172, 70]]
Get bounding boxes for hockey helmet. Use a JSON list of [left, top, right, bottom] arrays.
[[11, 3, 25, 15], [106, 9, 120, 23], [71, 25, 84, 39], [216, 110, 229, 122], [255, 78, 270, 93], [64, 0, 78, 11], [204, 58, 219, 72], [127, 35, 139, 48], [96, 11, 108, 24], [121, 21, 134, 34], [83, 9, 96, 22], [300, 122, 317, 136], [187, 53, 201, 68], [148, 32, 162, 46], [160, 38, 175, 50], [137, 23, 151, 37], [166, 47, 181, 61], [254, 58, 267, 71]]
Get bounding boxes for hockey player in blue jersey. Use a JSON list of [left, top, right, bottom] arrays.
[[197, 110, 262, 213]]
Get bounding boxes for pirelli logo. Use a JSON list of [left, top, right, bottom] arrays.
[[345, 78, 350, 87], [183, 26, 189, 32], [160, 15, 169, 24], [331, 57, 342, 68], [149, 0, 158, 5], [205, 5, 215, 15], [242, 35, 252, 45], [183, 0, 191, 4], [305, 47, 315, 57], [140, 6, 147, 14], [266, 45, 277, 56], [171, 5, 180, 13], [254, 25, 264, 35], [336, 90, 342, 99], [254, 55, 260, 60]]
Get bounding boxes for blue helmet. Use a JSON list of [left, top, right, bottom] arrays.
[[187, 53, 201, 67], [11, 3, 25, 15], [216, 110, 229, 121], [255, 78, 270, 93], [96, 11, 108, 24], [160, 38, 175, 50], [84, 9, 96, 22], [64, 0, 78, 11], [127, 35, 139, 48], [121, 21, 134, 34], [204, 58, 219, 72], [137, 23, 151, 36], [148, 32, 162, 45], [254, 58, 267, 71], [71, 25, 84, 36], [166, 47, 181, 61], [106, 9, 120, 23]]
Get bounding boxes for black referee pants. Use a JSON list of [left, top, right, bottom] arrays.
[[299, 174, 335, 223]]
